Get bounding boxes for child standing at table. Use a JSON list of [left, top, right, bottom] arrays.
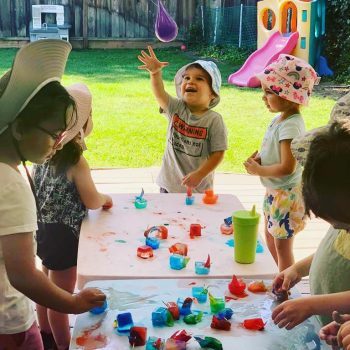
[[0, 40, 105, 350], [270, 91, 350, 331], [271, 118, 350, 330], [244, 54, 319, 271], [138, 46, 228, 193], [33, 83, 112, 350]]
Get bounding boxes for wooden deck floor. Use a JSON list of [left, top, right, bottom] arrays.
[[91, 167, 329, 264]]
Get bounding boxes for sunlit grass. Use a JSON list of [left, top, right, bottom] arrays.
[[0, 48, 334, 172]]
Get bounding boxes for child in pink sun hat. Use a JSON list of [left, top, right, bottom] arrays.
[[244, 54, 319, 272]]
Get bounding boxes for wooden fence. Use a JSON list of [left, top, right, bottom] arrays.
[[0, 0, 258, 48]]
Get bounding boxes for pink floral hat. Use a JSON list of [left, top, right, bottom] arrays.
[[256, 54, 320, 106]]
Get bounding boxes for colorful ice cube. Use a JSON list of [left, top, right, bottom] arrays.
[[169, 254, 189, 270], [168, 243, 188, 256], [192, 286, 208, 303], [137, 245, 154, 259]]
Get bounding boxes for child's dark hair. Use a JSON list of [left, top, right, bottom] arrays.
[[302, 120, 350, 224], [51, 137, 83, 174], [17, 81, 77, 131]]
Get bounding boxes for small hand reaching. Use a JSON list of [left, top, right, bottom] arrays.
[[272, 298, 313, 330], [102, 194, 113, 210], [138, 46, 169, 75], [182, 171, 203, 189], [272, 265, 302, 293], [73, 288, 106, 314]]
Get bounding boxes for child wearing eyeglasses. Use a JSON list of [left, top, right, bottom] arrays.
[[32, 83, 112, 350], [0, 40, 105, 350]]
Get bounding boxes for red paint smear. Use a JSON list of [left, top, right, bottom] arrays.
[[76, 334, 107, 349], [188, 282, 196, 286], [75, 320, 108, 350], [102, 232, 116, 237], [153, 212, 163, 215]]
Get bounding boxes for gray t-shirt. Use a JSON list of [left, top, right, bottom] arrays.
[[157, 96, 228, 193], [309, 227, 350, 325], [260, 114, 305, 189]]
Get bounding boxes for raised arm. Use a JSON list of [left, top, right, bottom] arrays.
[[138, 46, 169, 111], [69, 156, 113, 210]]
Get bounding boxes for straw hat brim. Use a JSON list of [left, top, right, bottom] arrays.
[[0, 39, 71, 135], [62, 83, 92, 147]]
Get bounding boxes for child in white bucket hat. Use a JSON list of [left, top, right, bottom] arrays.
[[0, 40, 105, 350], [271, 93, 350, 337], [138, 46, 227, 193], [244, 54, 319, 272], [32, 83, 112, 350]]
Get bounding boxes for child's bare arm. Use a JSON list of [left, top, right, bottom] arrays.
[[70, 156, 113, 209], [182, 151, 225, 188], [244, 140, 296, 177], [272, 291, 350, 330], [1, 232, 106, 314], [138, 46, 169, 111], [272, 254, 314, 292]]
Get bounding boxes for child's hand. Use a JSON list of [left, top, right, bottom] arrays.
[[271, 298, 313, 330], [244, 157, 261, 175], [138, 46, 169, 75], [248, 150, 261, 165], [320, 321, 341, 348], [182, 170, 203, 188], [272, 265, 301, 293], [338, 319, 350, 350], [73, 288, 106, 314], [102, 194, 113, 210]]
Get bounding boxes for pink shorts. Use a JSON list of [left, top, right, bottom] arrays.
[[0, 322, 43, 350]]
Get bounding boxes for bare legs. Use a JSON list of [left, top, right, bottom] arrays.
[[264, 218, 295, 271], [36, 265, 77, 350]]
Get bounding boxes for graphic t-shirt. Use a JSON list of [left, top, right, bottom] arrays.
[[309, 227, 350, 325], [156, 96, 228, 193]]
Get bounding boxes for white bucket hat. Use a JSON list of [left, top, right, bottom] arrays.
[[0, 39, 71, 135], [62, 83, 93, 149], [174, 60, 221, 108]]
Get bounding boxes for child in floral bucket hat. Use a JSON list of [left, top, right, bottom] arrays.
[[138, 46, 227, 193], [244, 54, 319, 271]]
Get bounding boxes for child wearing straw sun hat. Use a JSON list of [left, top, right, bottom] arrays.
[[243, 54, 319, 272], [32, 82, 112, 350], [0, 40, 106, 350]]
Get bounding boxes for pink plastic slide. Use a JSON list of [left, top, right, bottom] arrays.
[[228, 31, 299, 88]]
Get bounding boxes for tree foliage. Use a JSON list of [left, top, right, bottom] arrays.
[[324, 0, 350, 81]]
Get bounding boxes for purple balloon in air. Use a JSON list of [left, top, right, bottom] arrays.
[[155, 0, 178, 42]]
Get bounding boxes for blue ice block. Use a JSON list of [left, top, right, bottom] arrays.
[[115, 312, 134, 333], [195, 261, 210, 275]]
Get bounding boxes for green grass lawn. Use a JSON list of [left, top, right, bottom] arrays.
[[0, 48, 335, 173]]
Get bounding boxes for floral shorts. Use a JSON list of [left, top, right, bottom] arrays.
[[263, 185, 306, 239]]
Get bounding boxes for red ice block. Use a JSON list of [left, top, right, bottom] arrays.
[[129, 326, 147, 346], [168, 243, 188, 256], [137, 245, 153, 259], [190, 224, 201, 238]]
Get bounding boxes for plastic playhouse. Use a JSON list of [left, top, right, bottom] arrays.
[[228, 0, 330, 87]]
